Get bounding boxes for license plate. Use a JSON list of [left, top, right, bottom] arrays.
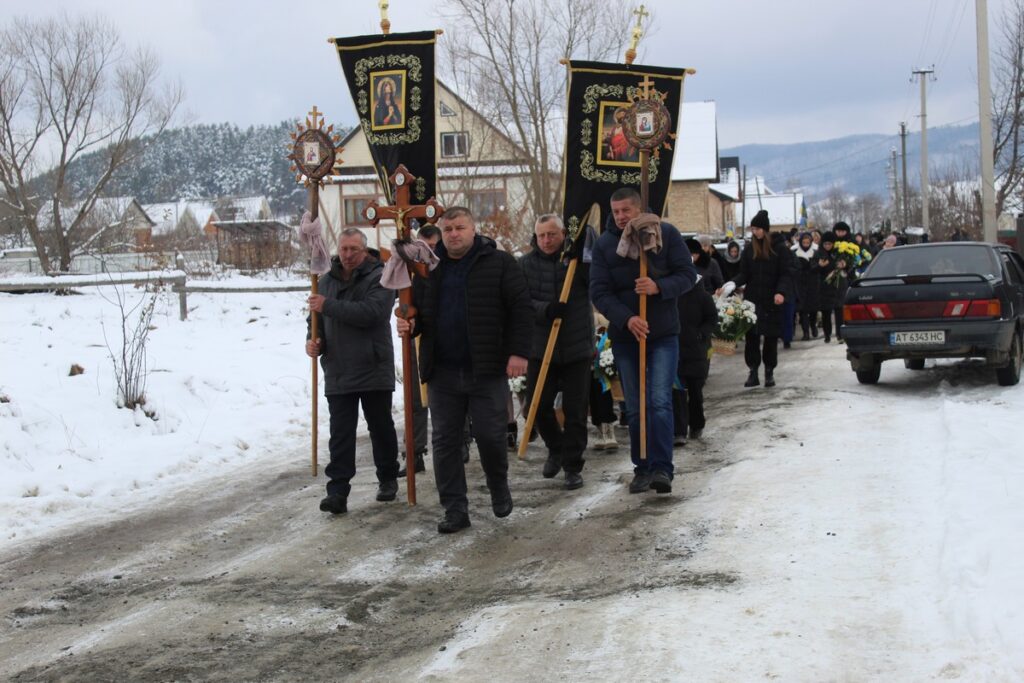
[[890, 331, 946, 345]]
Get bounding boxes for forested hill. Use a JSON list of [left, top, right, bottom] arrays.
[[34, 121, 352, 215]]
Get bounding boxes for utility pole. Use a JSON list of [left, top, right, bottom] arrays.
[[977, 0, 998, 242], [741, 164, 747, 232], [899, 122, 910, 231], [911, 67, 935, 235], [891, 147, 901, 230]]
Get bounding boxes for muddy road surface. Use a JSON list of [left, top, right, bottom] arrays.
[[1, 352, 816, 681]]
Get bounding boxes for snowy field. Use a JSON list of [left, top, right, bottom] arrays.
[[1, 283, 1023, 680], [0, 281, 400, 547]]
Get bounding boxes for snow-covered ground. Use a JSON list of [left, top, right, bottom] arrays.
[[0, 281, 401, 547], [418, 359, 1024, 680], [2, 283, 1023, 679]]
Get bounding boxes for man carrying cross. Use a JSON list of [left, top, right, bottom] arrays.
[[397, 207, 532, 533], [589, 187, 697, 494]]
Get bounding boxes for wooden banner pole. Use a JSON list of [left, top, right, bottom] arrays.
[[638, 148, 650, 461], [308, 183, 321, 477]]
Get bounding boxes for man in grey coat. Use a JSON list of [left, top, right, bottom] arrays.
[[307, 228, 400, 514]]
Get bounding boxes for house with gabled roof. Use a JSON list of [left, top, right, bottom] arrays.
[[319, 80, 533, 250], [38, 196, 155, 252], [663, 101, 739, 237]]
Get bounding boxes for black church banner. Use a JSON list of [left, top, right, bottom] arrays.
[[334, 31, 437, 203], [562, 60, 686, 235]]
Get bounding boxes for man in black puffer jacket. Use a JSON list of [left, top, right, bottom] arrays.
[[307, 228, 400, 515], [398, 207, 533, 534], [519, 214, 594, 490]]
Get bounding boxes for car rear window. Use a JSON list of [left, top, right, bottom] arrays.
[[867, 245, 1000, 279]]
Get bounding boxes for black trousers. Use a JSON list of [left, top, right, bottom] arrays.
[[589, 379, 616, 426], [325, 391, 399, 498], [744, 331, 778, 370], [428, 367, 510, 515], [799, 311, 818, 335], [672, 372, 707, 437], [525, 358, 590, 474], [820, 307, 843, 339]]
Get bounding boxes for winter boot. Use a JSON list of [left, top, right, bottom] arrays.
[[764, 369, 776, 387], [744, 370, 760, 388], [506, 423, 518, 452], [601, 423, 619, 450]]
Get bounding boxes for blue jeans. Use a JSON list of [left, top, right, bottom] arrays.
[[613, 335, 679, 477]]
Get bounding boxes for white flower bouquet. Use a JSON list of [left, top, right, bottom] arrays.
[[508, 375, 527, 395], [715, 295, 757, 342]]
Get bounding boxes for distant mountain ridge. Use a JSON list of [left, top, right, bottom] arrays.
[[45, 120, 980, 214], [722, 121, 981, 201]]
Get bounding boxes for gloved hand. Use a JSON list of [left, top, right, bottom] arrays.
[[546, 301, 568, 320], [717, 281, 736, 298]]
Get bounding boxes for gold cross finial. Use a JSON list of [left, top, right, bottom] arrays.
[[379, 0, 391, 35], [307, 106, 322, 129], [633, 4, 650, 26], [638, 75, 655, 99]]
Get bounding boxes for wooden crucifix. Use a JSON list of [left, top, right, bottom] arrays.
[[362, 164, 444, 506]]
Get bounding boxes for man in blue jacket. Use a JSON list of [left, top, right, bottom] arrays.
[[589, 187, 698, 494]]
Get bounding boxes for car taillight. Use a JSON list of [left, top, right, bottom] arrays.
[[942, 300, 970, 317], [866, 303, 892, 320], [965, 299, 1001, 318], [843, 304, 870, 322]]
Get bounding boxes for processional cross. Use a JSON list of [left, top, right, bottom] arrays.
[[362, 165, 443, 505]]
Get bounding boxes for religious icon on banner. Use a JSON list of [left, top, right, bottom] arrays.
[[304, 141, 320, 164], [637, 110, 655, 137], [598, 102, 639, 166], [371, 71, 406, 130]]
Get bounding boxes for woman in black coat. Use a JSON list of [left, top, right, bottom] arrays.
[[817, 231, 853, 343], [790, 232, 821, 340], [723, 210, 794, 388], [720, 241, 742, 282], [685, 237, 724, 293]]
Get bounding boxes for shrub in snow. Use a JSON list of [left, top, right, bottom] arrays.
[[100, 287, 157, 411]]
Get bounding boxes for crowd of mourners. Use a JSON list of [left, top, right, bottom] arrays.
[[304, 192, 896, 534]]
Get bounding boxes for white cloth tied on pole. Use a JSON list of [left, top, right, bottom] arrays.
[[380, 238, 440, 290], [298, 211, 331, 275], [615, 213, 663, 260]]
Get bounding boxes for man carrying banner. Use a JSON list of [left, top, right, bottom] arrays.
[[520, 213, 593, 490], [589, 188, 697, 495], [396, 207, 533, 533], [307, 228, 400, 514]]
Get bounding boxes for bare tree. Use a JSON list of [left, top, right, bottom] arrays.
[[440, 0, 633, 234], [993, 0, 1024, 218], [851, 193, 885, 233], [0, 13, 182, 272]]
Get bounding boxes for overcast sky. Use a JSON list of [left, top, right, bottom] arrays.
[[8, 0, 1010, 148]]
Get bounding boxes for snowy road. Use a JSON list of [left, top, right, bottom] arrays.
[[1, 342, 1022, 681]]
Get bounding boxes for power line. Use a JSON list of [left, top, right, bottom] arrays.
[[934, 0, 971, 74], [915, 0, 941, 67]]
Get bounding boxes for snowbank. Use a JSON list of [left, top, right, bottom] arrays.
[[0, 283, 403, 548]]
